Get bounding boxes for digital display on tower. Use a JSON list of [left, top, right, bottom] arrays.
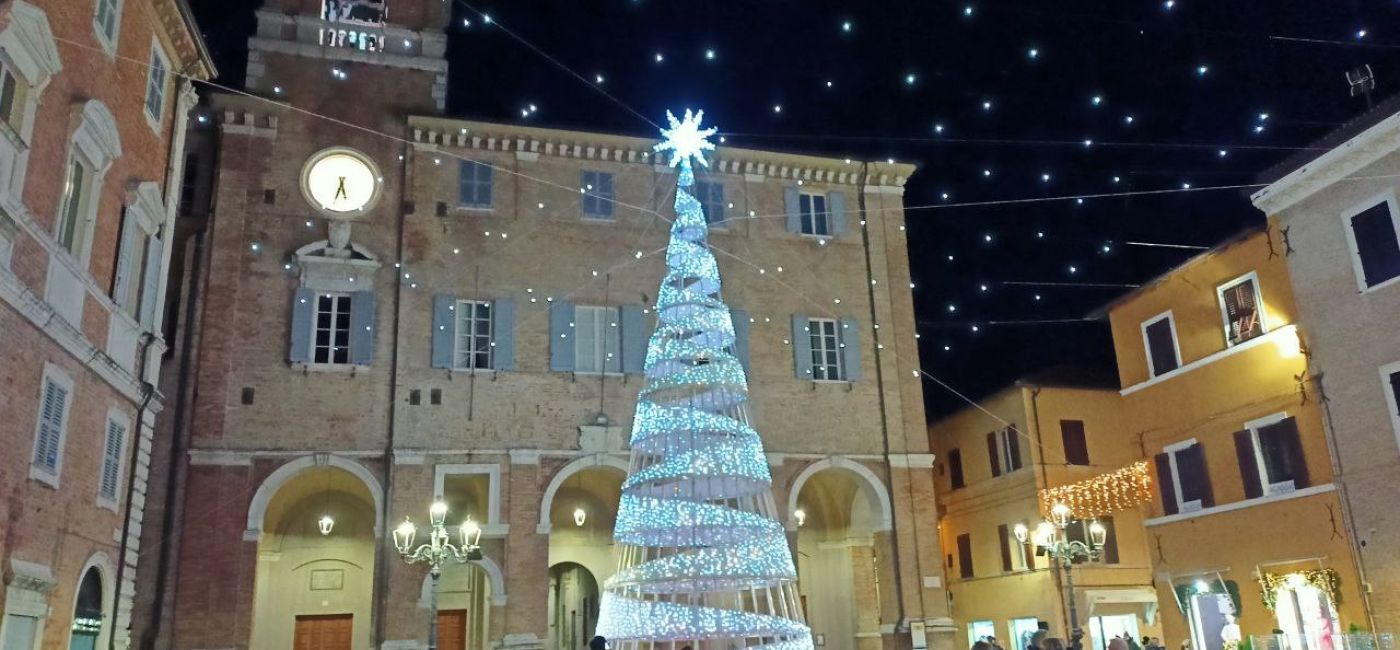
[[319, 0, 387, 51]]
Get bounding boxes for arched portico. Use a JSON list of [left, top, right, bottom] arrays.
[[786, 456, 894, 532], [245, 454, 384, 540], [536, 453, 628, 535]]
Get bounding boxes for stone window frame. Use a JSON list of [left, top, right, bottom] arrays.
[[0, 1, 63, 205], [0, 558, 56, 650], [1215, 270, 1268, 348], [142, 36, 170, 135], [806, 316, 844, 381], [92, 0, 124, 58], [1140, 310, 1182, 378], [1378, 359, 1400, 462], [52, 100, 122, 269], [797, 190, 831, 237], [432, 463, 508, 537], [1339, 188, 1400, 294]]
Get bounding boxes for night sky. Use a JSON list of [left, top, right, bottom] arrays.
[[186, 0, 1399, 418]]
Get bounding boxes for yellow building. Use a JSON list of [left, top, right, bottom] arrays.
[[1102, 227, 1370, 650], [929, 371, 1160, 650]]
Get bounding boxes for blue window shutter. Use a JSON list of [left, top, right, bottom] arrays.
[[784, 186, 801, 233], [493, 298, 515, 370], [828, 191, 848, 237], [350, 290, 376, 365], [621, 304, 646, 374], [480, 164, 493, 207], [731, 309, 751, 374], [840, 317, 862, 381], [457, 160, 469, 205], [432, 294, 456, 369], [550, 300, 576, 371], [600, 173, 615, 217], [791, 314, 812, 379], [289, 287, 314, 363]]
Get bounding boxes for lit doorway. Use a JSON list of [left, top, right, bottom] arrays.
[[548, 562, 599, 650], [1089, 614, 1140, 650], [1273, 580, 1340, 650], [1188, 593, 1234, 650]]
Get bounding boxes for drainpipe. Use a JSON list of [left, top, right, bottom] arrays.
[[855, 162, 913, 631], [372, 141, 411, 645], [1310, 370, 1379, 638], [112, 331, 156, 650], [1027, 386, 1072, 639]]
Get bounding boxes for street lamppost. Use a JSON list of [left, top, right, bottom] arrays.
[[393, 501, 484, 650], [1014, 503, 1107, 650]]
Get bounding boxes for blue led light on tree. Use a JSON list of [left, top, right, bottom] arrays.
[[596, 110, 814, 650]]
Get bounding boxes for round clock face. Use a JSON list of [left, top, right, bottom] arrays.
[[300, 148, 382, 218]]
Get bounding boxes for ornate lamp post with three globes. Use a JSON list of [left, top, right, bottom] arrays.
[[393, 501, 483, 650], [1015, 503, 1108, 649]]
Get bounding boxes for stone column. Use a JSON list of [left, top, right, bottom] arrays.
[[852, 543, 885, 650]]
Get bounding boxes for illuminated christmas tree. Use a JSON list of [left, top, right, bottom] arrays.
[[596, 110, 814, 650]]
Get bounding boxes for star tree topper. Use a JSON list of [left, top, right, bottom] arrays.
[[654, 109, 718, 171]]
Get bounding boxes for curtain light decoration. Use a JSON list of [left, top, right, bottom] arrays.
[[1039, 461, 1152, 520], [1258, 569, 1342, 612], [596, 109, 813, 650]]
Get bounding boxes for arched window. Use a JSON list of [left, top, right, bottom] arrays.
[[69, 567, 104, 650]]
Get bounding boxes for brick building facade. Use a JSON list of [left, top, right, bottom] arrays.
[[0, 0, 211, 648], [143, 1, 952, 649]]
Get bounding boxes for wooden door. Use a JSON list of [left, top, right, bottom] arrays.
[[437, 609, 469, 650], [294, 614, 354, 650]]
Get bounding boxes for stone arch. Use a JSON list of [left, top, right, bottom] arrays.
[[419, 555, 508, 607], [786, 457, 894, 532], [244, 454, 383, 541], [72, 551, 116, 649], [537, 453, 629, 534]]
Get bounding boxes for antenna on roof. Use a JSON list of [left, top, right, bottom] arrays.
[[1346, 64, 1376, 109]]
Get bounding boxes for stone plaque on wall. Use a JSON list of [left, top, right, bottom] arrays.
[[310, 569, 344, 591]]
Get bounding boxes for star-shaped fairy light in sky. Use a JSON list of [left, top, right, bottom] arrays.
[[654, 109, 717, 170]]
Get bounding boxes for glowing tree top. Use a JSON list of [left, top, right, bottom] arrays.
[[595, 110, 814, 650]]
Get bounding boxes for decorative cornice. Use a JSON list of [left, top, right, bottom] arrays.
[[150, 0, 216, 79], [888, 453, 936, 468], [407, 116, 916, 188], [1252, 110, 1400, 215]]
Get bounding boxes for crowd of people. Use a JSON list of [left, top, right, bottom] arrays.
[[972, 630, 1169, 650]]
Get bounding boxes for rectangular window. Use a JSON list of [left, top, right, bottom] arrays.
[[1162, 440, 1211, 513], [799, 192, 830, 236], [98, 414, 127, 505], [574, 305, 621, 373], [1009, 618, 1041, 650], [454, 299, 493, 370], [968, 621, 996, 649], [1218, 273, 1266, 346], [1345, 199, 1400, 289], [313, 292, 352, 364], [1386, 365, 1400, 449], [806, 317, 844, 380], [1142, 312, 1180, 377], [582, 170, 614, 219], [56, 158, 89, 255], [695, 180, 725, 224], [31, 369, 72, 482], [999, 523, 1029, 572], [1243, 414, 1306, 496], [457, 160, 493, 209], [1061, 419, 1090, 465], [988, 427, 1023, 476], [948, 448, 965, 490], [95, 0, 121, 47], [956, 532, 974, 578], [145, 43, 168, 124], [1065, 517, 1119, 564], [1, 614, 40, 649]]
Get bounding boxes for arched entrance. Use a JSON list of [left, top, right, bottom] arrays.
[[790, 462, 893, 650], [427, 562, 495, 650], [68, 566, 105, 650], [548, 562, 599, 650], [542, 459, 624, 650], [249, 460, 379, 650]]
